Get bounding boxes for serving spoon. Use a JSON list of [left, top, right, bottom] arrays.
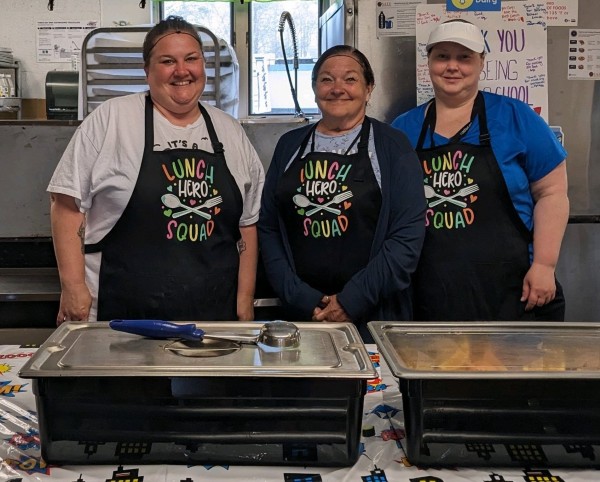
[[109, 319, 301, 350]]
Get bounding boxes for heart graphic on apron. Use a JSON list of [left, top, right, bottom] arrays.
[[163, 209, 172, 217]]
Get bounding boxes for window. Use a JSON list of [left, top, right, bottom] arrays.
[[250, 1, 318, 115], [162, 1, 232, 44], [158, 0, 319, 118]]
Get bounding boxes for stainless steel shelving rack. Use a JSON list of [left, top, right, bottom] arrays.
[[81, 26, 236, 118]]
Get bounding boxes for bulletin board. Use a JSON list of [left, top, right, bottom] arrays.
[[415, 2, 549, 121]]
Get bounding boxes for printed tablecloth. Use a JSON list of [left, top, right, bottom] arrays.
[[1, 343, 598, 482]]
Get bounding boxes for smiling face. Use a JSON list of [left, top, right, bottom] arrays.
[[144, 32, 206, 123], [313, 55, 374, 133], [428, 42, 484, 103]]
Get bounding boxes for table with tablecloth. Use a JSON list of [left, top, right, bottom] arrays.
[[1, 343, 598, 482]]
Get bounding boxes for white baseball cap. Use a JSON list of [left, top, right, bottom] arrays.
[[426, 21, 485, 53]]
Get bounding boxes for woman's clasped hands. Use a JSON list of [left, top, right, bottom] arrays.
[[312, 294, 352, 323]]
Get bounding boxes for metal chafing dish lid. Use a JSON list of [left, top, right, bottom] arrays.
[[368, 321, 600, 379], [19, 321, 376, 379]]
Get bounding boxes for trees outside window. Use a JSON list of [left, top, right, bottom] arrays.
[[161, 1, 318, 116]]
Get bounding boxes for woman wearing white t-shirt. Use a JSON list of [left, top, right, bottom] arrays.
[[48, 16, 264, 324]]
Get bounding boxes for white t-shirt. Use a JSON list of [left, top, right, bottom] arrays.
[[48, 92, 265, 320]]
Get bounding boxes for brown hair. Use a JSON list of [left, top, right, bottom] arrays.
[[312, 45, 375, 88], [143, 15, 203, 67]]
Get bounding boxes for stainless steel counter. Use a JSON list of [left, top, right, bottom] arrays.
[[0, 267, 60, 302], [0, 122, 78, 238], [0, 327, 54, 344], [0, 119, 305, 239]]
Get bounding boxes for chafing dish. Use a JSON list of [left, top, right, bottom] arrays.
[[369, 321, 600, 467], [20, 321, 376, 466]]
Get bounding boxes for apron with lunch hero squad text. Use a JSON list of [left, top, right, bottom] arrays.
[[276, 118, 382, 295], [413, 92, 564, 321], [86, 95, 243, 321]]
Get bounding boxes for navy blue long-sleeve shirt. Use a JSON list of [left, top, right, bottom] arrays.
[[258, 117, 426, 340]]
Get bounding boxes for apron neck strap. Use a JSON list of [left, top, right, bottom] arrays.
[[198, 103, 224, 154], [416, 92, 489, 149], [474, 92, 490, 145]]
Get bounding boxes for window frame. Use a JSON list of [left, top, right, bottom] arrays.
[[154, 0, 320, 119]]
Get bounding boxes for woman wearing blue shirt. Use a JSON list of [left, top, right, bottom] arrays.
[[392, 19, 569, 321]]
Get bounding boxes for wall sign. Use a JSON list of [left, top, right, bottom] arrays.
[[36, 20, 98, 63], [376, 0, 425, 38], [567, 29, 600, 80], [447, 0, 501, 12]]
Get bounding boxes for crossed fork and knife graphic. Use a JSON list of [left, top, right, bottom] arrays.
[[293, 190, 354, 217], [424, 184, 479, 208], [161, 193, 223, 220]]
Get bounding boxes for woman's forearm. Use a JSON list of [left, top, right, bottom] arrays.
[[50, 193, 87, 289], [237, 224, 258, 320], [532, 195, 569, 268], [531, 162, 569, 269]]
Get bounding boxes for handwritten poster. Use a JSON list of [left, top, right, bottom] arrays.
[[416, 3, 549, 120], [546, 0, 578, 27]]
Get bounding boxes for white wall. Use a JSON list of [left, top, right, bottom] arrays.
[[0, 0, 152, 98], [0, 0, 388, 105], [356, 0, 379, 118]]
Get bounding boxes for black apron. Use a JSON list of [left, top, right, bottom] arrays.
[[86, 96, 243, 321], [276, 118, 381, 294], [413, 92, 564, 321]]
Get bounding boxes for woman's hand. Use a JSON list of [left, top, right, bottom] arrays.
[[521, 262, 556, 311], [57, 281, 92, 325], [312, 294, 352, 323], [237, 294, 255, 321]]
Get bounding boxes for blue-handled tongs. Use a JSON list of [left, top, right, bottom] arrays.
[[109, 319, 265, 345], [109, 319, 206, 341]]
